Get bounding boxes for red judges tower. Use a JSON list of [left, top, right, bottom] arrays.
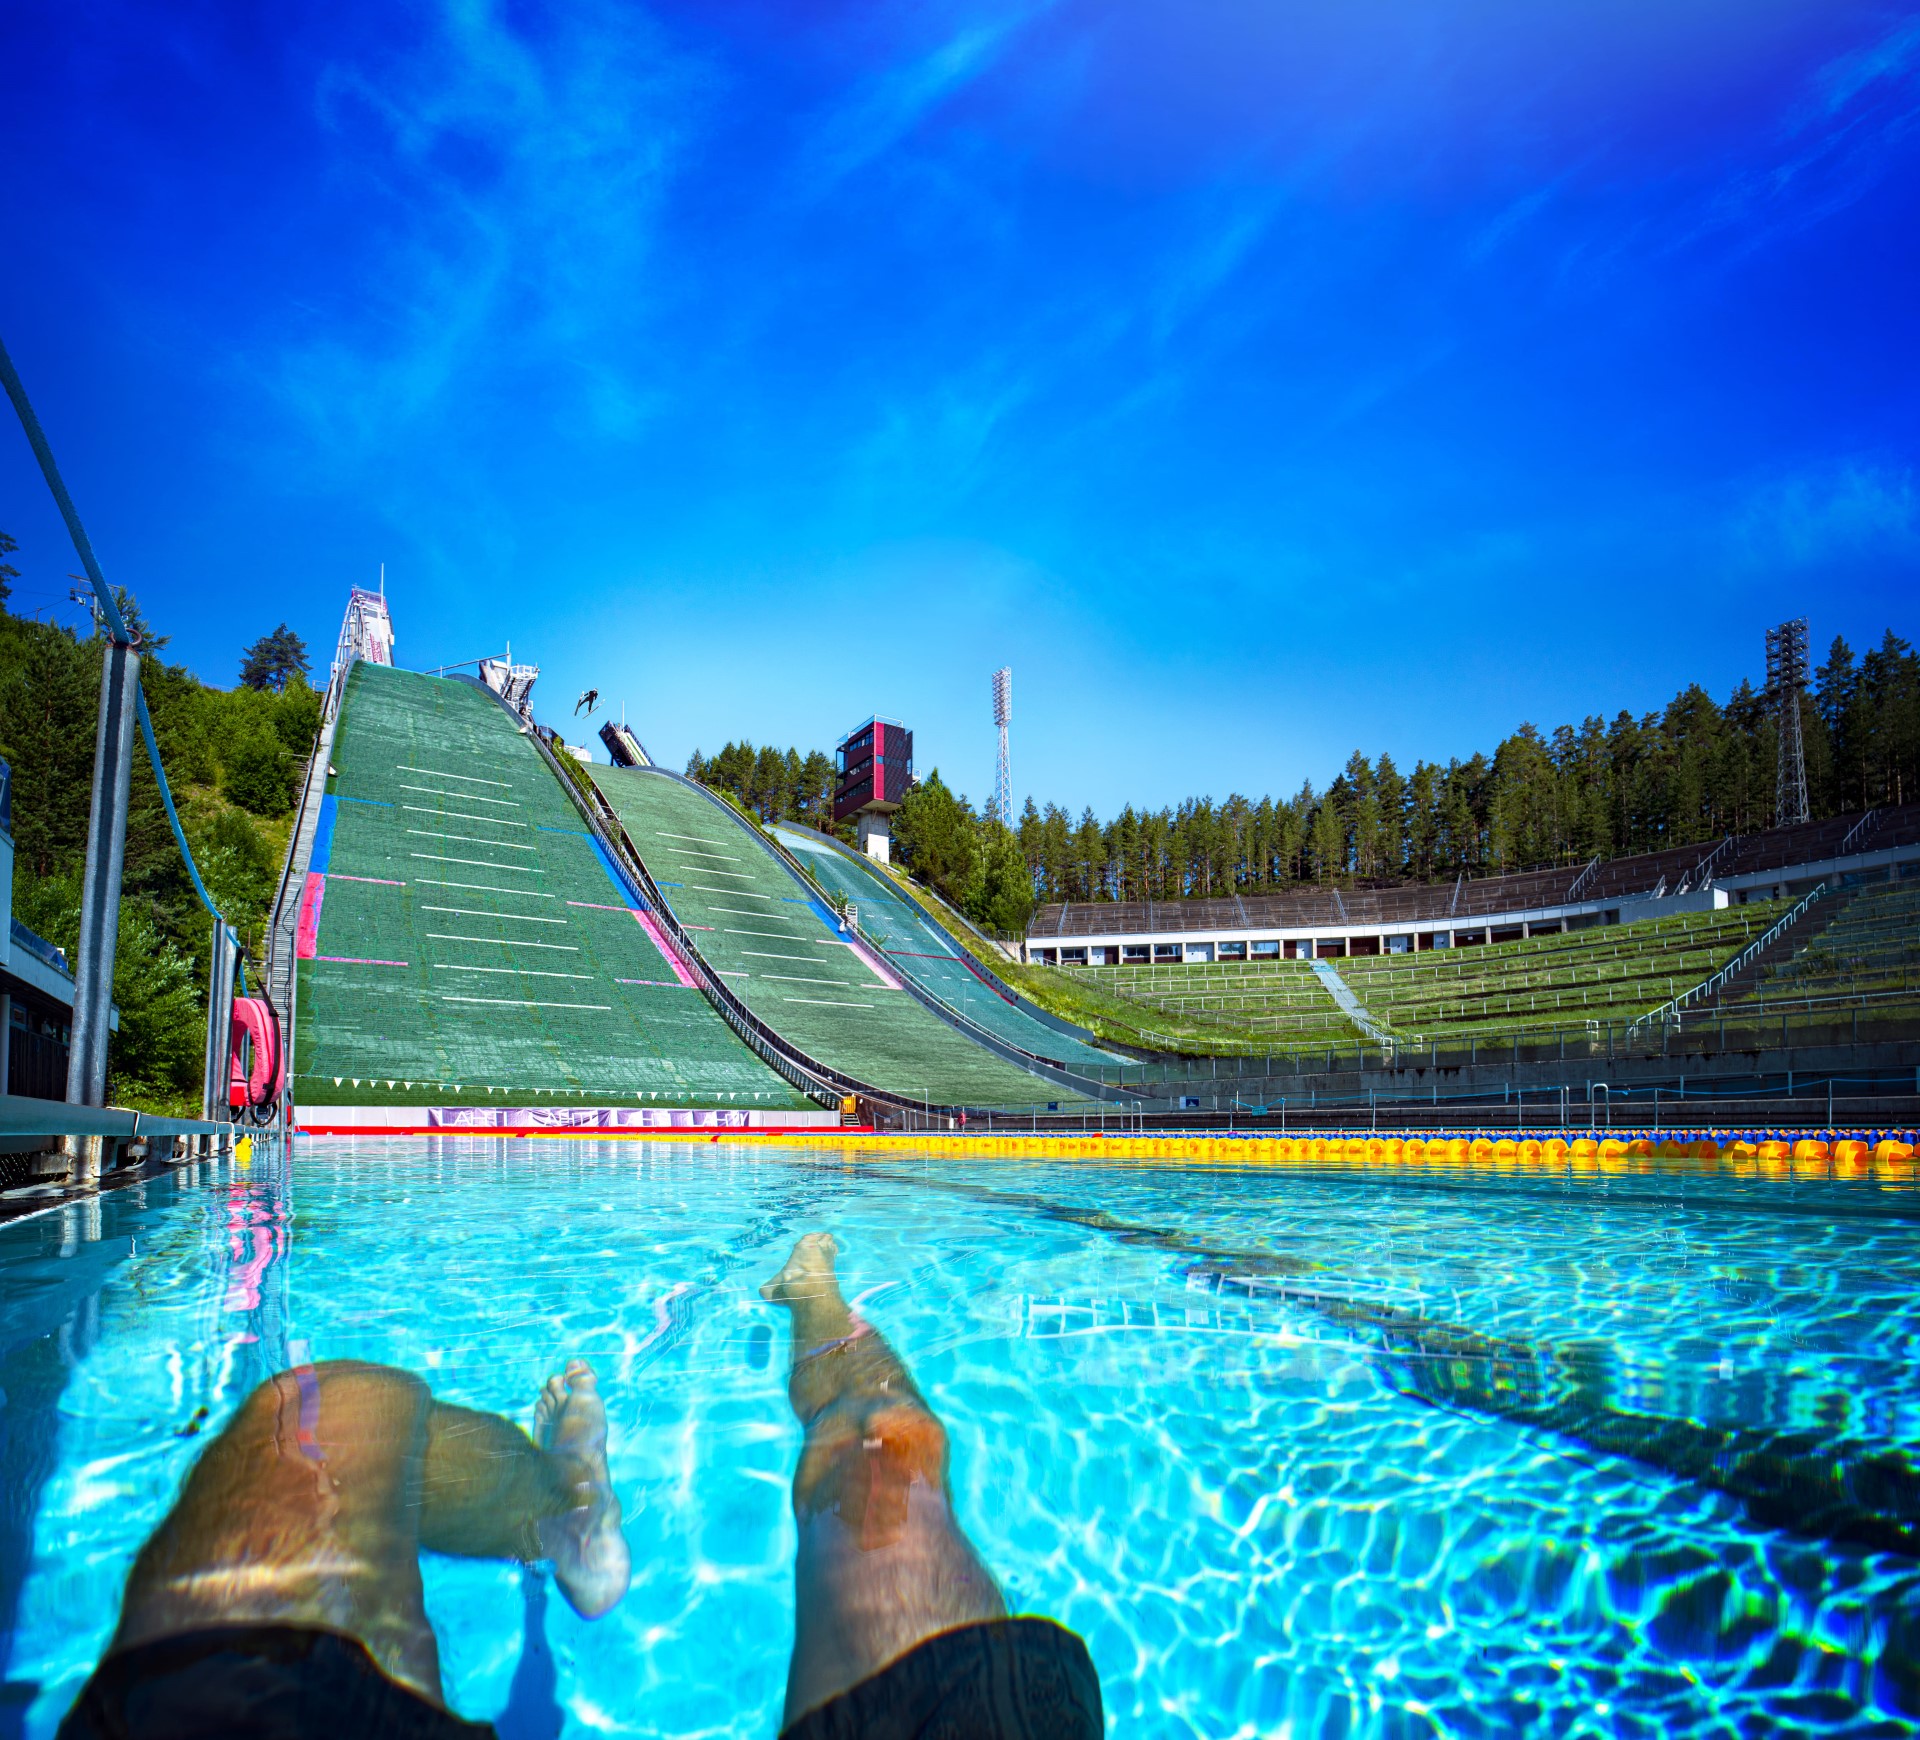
[[833, 716, 913, 862]]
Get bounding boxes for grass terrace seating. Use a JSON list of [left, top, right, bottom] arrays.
[[1738, 877, 1920, 1014], [772, 826, 1122, 1071], [590, 767, 1095, 1109], [1074, 960, 1362, 1049], [1338, 904, 1788, 1040], [294, 666, 810, 1110]]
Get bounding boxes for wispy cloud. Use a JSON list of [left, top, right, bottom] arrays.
[[1734, 461, 1919, 567], [1675, 14, 1920, 259], [259, 0, 709, 469], [797, 17, 1022, 195], [1804, 16, 1920, 122]]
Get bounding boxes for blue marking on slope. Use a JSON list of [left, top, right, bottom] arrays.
[[334, 795, 393, 807], [587, 834, 645, 907], [309, 796, 337, 876]]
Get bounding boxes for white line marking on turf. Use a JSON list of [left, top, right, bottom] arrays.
[[398, 785, 520, 806], [723, 928, 803, 939], [410, 855, 541, 874], [403, 806, 527, 827], [704, 903, 785, 916], [741, 949, 831, 963], [441, 995, 609, 1010], [655, 833, 737, 855], [760, 973, 852, 987], [399, 767, 511, 787], [421, 907, 568, 924], [415, 877, 552, 895], [781, 997, 874, 1008], [427, 934, 580, 951], [406, 830, 536, 851], [432, 965, 592, 979]]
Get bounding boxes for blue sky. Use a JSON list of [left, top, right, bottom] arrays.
[[2, 0, 1916, 812]]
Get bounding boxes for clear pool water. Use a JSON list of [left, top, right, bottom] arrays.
[[3, 1138, 1919, 1737]]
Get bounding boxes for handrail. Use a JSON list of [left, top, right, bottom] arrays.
[[1839, 809, 1882, 856], [1564, 855, 1602, 900], [1627, 882, 1828, 1040], [1676, 835, 1733, 895]]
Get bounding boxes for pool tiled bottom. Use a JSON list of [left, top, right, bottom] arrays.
[[3, 1137, 1918, 1736]]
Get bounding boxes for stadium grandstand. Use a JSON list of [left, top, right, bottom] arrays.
[[1024, 806, 1920, 965], [287, 663, 823, 1128], [584, 765, 1102, 1111]]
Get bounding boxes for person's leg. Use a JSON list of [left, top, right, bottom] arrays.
[[109, 1359, 448, 1702], [108, 1358, 628, 1709], [761, 1235, 1005, 1730], [421, 1359, 629, 1619]]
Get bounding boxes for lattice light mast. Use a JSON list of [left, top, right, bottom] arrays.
[[991, 666, 1012, 827], [1766, 617, 1811, 828]]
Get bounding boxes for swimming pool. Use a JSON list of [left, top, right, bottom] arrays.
[[4, 1138, 1918, 1736]]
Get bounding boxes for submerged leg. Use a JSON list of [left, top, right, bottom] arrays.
[[421, 1359, 630, 1619], [761, 1235, 1005, 1729], [109, 1359, 448, 1701], [107, 1357, 629, 1710]]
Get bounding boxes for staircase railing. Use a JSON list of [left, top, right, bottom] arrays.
[[1839, 809, 1882, 856], [1626, 882, 1827, 1041], [1565, 855, 1602, 901], [1676, 835, 1733, 894]]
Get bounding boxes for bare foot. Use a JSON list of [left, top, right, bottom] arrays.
[[534, 1359, 630, 1619], [760, 1232, 841, 1306]]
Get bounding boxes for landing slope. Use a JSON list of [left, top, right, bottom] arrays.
[[773, 824, 1120, 1070], [589, 767, 1091, 1109], [294, 666, 808, 1111]]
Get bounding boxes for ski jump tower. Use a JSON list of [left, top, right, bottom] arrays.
[[833, 717, 913, 862], [326, 585, 395, 719]]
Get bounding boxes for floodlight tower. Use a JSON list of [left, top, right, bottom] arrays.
[[991, 666, 1012, 828], [1765, 617, 1811, 828]]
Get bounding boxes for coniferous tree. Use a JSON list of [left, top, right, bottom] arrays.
[[238, 623, 309, 691]]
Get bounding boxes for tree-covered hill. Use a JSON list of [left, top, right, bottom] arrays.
[[0, 537, 318, 1112]]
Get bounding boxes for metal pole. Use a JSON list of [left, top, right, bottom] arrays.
[[202, 919, 236, 1125], [68, 637, 140, 1107], [0, 990, 10, 1095]]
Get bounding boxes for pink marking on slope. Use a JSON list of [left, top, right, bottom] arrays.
[[295, 873, 326, 959], [848, 945, 902, 990], [632, 909, 699, 988]]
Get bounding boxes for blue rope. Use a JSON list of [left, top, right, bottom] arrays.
[[134, 687, 245, 988], [2, 330, 241, 981], [0, 335, 131, 645]]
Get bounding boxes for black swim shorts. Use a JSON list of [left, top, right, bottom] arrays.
[[782, 1617, 1104, 1740], [59, 1615, 1101, 1739], [56, 1625, 498, 1740]]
